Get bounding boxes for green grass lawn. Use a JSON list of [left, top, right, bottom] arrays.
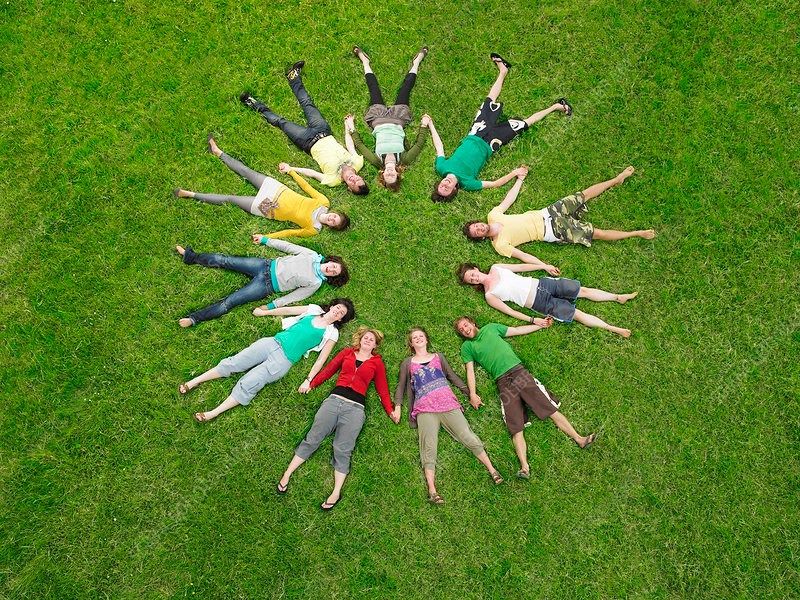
[[1, 0, 798, 598]]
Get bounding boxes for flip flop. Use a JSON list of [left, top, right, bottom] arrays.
[[490, 470, 505, 485], [557, 97, 573, 117], [580, 432, 597, 449], [206, 132, 217, 154], [179, 383, 190, 394], [276, 482, 288, 495], [193, 412, 207, 423], [516, 468, 531, 480], [352, 46, 370, 61], [428, 493, 445, 505], [490, 52, 512, 69], [321, 493, 342, 511], [412, 46, 429, 66]]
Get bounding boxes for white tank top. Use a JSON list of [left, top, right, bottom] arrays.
[[489, 267, 538, 307]]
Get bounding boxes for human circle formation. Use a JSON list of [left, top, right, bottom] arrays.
[[174, 48, 656, 510]]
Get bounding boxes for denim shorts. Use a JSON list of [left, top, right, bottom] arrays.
[[530, 277, 581, 323]]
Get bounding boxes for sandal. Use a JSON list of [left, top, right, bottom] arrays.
[[412, 46, 429, 67], [352, 46, 370, 61], [428, 493, 445, 505], [276, 482, 288, 495], [321, 493, 342, 511], [556, 97, 573, 117], [580, 432, 597, 449], [490, 470, 504, 485], [193, 412, 207, 423], [516, 468, 531, 480], [490, 52, 512, 69], [179, 383, 191, 395]]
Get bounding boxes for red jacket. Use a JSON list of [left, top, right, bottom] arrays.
[[310, 347, 393, 414]]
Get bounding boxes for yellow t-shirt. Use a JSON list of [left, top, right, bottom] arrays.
[[309, 136, 364, 187], [488, 208, 545, 258]]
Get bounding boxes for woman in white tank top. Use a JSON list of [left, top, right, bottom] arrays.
[[457, 263, 640, 338]]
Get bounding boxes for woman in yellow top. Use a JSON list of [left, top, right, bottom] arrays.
[[174, 136, 350, 239]]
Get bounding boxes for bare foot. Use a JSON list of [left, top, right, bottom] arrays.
[[640, 229, 656, 240], [175, 245, 185, 256], [207, 135, 222, 157], [616, 292, 638, 304], [173, 188, 193, 198], [579, 433, 597, 448], [178, 318, 194, 328], [194, 412, 209, 423], [618, 166, 635, 182]]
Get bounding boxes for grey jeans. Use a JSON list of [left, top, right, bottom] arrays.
[[295, 394, 366, 474], [215, 337, 293, 405]]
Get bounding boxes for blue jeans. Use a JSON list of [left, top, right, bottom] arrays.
[[183, 247, 274, 324]]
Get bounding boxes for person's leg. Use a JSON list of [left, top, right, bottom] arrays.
[[581, 166, 635, 201], [218, 152, 267, 189], [325, 470, 347, 508], [365, 73, 385, 105], [524, 102, 567, 127], [572, 308, 631, 338], [394, 47, 427, 108], [187, 192, 257, 213], [417, 413, 441, 498], [440, 410, 498, 476], [197, 394, 240, 421], [578, 287, 638, 303], [511, 432, 529, 475], [549, 411, 592, 447], [186, 274, 272, 325], [593, 228, 656, 241], [241, 93, 320, 153], [278, 454, 306, 489], [180, 246, 266, 278], [327, 402, 366, 506], [487, 61, 509, 102], [294, 396, 339, 471], [181, 367, 221, 393], [287, 75, 330, 134]]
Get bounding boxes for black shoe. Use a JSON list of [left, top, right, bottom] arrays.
[[239, 91, 267, 113], [285, 60, 305, 80]]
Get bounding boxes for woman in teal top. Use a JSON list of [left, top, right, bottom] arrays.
[[348, 46, 431, 191], [179, 299, 355, 422]]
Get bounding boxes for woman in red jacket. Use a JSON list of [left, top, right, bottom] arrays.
[[277, 326, 400, 510]]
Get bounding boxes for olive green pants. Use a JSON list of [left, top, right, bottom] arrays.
[[417, 409, 485, 470]]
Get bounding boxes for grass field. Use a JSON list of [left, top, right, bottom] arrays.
[[1, 0, 798, 598]]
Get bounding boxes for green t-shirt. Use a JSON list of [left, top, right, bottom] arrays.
[[275, 314, 326, 364], [460, 323, 521, 380], [434, 135, 492, 191]]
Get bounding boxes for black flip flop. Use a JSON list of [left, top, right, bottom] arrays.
[[581, 432, 597, 449], [557, 97, 573, 117], [276, 482, 288, 495], [490, 52, 512, 69], [321, 494, 342, 511]]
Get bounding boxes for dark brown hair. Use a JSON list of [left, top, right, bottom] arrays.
[[456, 263, 485, 292], [377, 166, 405, 192], [453, 315, 477, 338], [328, 212, 350, 232], [431, 183, 458, 203], [322, 256, 350, 287], [462, 220, 486, 241], [320, 298, 356, 329]]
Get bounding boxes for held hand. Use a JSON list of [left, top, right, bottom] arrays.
[[278, 162, 291, 173], [252, 305, 272, 317], [469, 394, 483, 410], [517, 165, 529, 178], [298, 381, 312, 394], [344, 114, 355, 132], [545, 264, 561, 276], [534, 316, 554, 329], [252, 234, 264, 245], [421, 114, 432, 127], [390, 405, 401, 424]]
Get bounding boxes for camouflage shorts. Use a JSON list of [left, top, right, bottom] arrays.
[[546, 192, 594, 247]]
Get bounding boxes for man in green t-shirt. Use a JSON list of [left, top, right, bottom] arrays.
[[428, 53, 572, 202], [456, 316, 597, 479]]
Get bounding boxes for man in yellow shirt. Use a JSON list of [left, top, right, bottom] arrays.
[[241, 61, 368, 195], [463, 166, 655, 269]]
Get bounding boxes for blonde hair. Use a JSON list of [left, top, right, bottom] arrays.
[[406, 327, 430, 354], [351, 326, 384, 354]]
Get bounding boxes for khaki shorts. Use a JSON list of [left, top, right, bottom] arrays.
[[496, 365, 561, 435]]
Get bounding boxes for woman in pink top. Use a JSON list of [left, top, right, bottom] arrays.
[[394, 327, 504, 505]]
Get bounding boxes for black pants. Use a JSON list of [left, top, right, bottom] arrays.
[[255, 75, 332, 153], [365, 72, 416, 107]]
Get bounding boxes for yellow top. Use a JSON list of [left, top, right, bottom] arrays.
[[309, 136, 364, 186], [269, 170, 330, 239], [488, 208, 545, 258]]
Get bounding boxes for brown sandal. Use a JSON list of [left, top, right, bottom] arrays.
[[428, 493, 444, 505], [179, 383, 190, 395], [352, 46, 370, 61]]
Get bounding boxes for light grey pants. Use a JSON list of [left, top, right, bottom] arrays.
[[417, 409, 485, 471], [295, 394, 366, 474], [215, 337, 293, 405], [192, 152, 269, 213]]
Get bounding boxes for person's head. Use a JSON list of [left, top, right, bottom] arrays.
[[351, 326, 384, 355], [343, 167, 369, 195], [454, 316, 479, 339], [321, 298, 356, 329], [457, 263, 486, 292], [432, 174, 458, 202], [320, 211, 350, 232], [406, 327, 430, 354], [321, 256, 349, 287], [462, 220, 490, 241], [378, 164, 404, 192]]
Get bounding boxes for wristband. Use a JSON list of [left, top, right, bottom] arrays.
[[267, 302, 276, 310], [259, 236, 270, 245]]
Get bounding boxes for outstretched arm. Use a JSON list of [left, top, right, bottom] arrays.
[[485, 294, 536, 323], [343, 115, 358, 156], [505, 318, 553, 337], [464, 361, 483, 409], [428, 121, 446, 157], [285, 167, 328, 202], [291, 166, 325, 182], [491, 167, 528, 209], [350, 129, 381, 168], [252, 305, 308, 317], [508, 248, 561, 276], [301, 338, 338, 392]]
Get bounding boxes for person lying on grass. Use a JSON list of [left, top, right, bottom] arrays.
[[455, 316, 597, 480], [429, 52, 571, 202], [394, 327, 504, 505], [347, 45, 430, 192], [241, 61, 368, 195], [174, 135, 349, 239], [179, 299, 355, 422], [457, 263, 638, 338], [463, 165, 655, 264], [277, 326, 398, 511], [174, 240, 348, 327]]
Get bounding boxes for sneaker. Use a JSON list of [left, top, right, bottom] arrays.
[[285, 60, 305, 80], [239, 91, 266, 113]]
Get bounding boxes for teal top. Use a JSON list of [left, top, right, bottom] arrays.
[[434, 135, 492, 191], [275, 315, 327, 364], [374, 123, 406, 156], [459, 323, 521, 380]]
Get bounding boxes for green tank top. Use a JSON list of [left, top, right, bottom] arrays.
[[374, 123, 405, 157], [275, 315, 326, 363]]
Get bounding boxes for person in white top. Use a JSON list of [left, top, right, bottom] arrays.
[[457, 263, 639, 338]]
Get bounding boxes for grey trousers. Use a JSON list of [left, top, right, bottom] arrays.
[[215, 337, 293, 405], [295, 394, 366, 474], [417, 409, 485, 471]]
